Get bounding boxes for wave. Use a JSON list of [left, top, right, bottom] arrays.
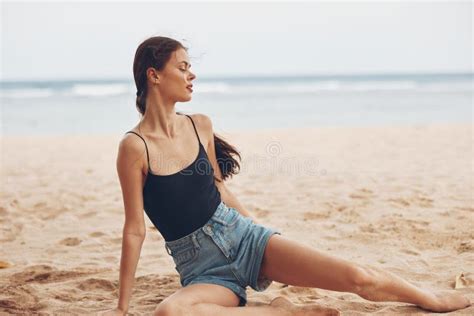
[[1, 77, 472, 99], [0, 88, 55, 98], [70, 83, 132, 97], [0, 83, 133, 99], [195, 80, 472, 94]]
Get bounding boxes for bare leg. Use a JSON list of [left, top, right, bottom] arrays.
[[191, 297, 340, 316], [258, 234, 471, 313], [153, 283, 340, 316], [353, 264, 471, 312]]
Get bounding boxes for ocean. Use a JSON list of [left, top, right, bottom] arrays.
[[1, 73, 472, 135]]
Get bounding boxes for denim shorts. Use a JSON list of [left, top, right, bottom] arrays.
[[164, 200, 282, 306]]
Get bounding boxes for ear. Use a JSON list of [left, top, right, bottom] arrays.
[[146, 67, 160, 84]]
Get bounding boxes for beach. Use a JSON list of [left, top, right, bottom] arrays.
[[0, 122, 472, 315]]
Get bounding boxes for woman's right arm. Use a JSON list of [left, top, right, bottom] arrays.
[[114, 135, 148, 314]]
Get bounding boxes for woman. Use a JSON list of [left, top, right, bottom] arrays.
[[99, 36, 470, 316]]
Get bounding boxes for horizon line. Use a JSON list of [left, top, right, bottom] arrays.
[[1, 70, 473, 83]]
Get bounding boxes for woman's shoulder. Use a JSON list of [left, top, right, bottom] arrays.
[[118, 128, 148, 163], [186, 113, 214, 147], [188, 113, 213, 133]]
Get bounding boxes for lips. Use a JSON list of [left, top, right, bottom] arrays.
[[186, 85, 193, 92]]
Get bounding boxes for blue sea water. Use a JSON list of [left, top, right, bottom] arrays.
[[1, 73, 472, 135]]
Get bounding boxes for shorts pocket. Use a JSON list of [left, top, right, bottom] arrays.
[[172, 246, 199, 268]]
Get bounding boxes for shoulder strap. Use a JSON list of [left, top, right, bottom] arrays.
[[125, 131, 151, 172], [184, 114, 202, 145]]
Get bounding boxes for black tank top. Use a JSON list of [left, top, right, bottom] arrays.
[[125, 114, 222, 241]]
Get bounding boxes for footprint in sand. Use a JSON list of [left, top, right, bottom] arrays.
[[412, 195, 434, 208], [33, 201, 48, 208], [132, 275, 183, 306], [388, 194, 434, 208], [349, 188, 375, 200], [89, 231, 106, 238], [405, 218, 430, 233], [131, 274, 182, 300], [59, 237, 82, 246], [387, 198, 410, 207], [359, 223, 376, 233], [108, 237, 122, 245], [11, 264, 90, 284], [303, 211, 331, 221], [348, 188, 375, 208], [0, 283, 46, 312], [323, 201, 349, 213], [457, 241, 474, 254], [77, 278, 117, 291]]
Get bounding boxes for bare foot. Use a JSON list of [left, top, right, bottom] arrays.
[[419, 290, 471, 313], [270, 296, 340, 316]]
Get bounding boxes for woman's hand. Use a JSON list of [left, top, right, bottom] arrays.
[[96, 307, 126, 316]]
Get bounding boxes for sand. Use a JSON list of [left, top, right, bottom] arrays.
[[1, 123, 473, 315]]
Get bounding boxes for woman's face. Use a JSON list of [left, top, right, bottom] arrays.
[[151, 48, 196, 102]]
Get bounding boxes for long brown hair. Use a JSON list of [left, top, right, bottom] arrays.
[[132, 35, 240, 182]]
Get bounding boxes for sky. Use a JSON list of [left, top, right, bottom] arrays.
[[1, 1, 472, 81]]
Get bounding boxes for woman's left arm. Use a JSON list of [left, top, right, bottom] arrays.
[[193, 114, 260, 224]]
